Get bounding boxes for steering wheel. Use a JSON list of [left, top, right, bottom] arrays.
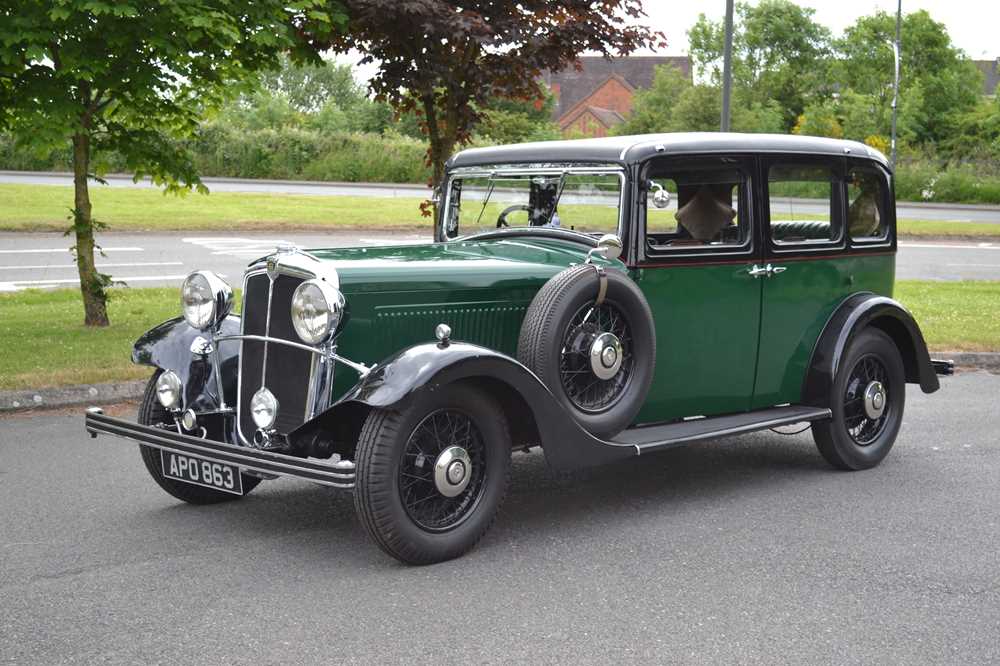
[[496, 204, 531, 228]]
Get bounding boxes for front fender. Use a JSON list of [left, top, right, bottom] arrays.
[[290, 341, 634, 471], [802, 294, 939, 407], [132, 315, 241, 411]]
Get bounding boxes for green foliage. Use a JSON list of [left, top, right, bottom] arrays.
[[834, 10, 981, 146], [0, 0, 345, 189], [688, 0, 832, 128], [616, 65, 784, 135]]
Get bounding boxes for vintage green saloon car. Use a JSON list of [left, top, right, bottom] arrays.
[[85, 133, 951, 565]]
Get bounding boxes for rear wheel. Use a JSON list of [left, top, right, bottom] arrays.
[[353, 384, 511, 565], [137, 370, 260, 504], [812, 328, 905, 470]]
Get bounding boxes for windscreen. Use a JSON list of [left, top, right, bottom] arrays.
[[442, 171, 623, 239]]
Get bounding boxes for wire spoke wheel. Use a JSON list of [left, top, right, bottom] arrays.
[[842, 353, 891, 446], [558, 300, 634, 413], [398, 409, 487, 532]]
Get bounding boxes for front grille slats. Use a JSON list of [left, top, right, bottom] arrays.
[[238, 272, 313, 443]]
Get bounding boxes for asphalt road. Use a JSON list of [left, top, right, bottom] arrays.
[[1, 230, 998, 290], [4, 170, 1000, 223], [2, 372, 998, 664]]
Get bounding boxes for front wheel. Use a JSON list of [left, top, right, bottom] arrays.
[[812, 328, 905, 470], [353, 385, 512, 565]]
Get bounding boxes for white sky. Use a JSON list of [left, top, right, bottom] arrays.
[[642, 0, 999, 59]]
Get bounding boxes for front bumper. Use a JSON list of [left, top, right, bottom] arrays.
[[84, 408, 355, 489]]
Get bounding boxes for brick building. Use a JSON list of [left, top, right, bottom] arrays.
[[541, 56, 692, 137]]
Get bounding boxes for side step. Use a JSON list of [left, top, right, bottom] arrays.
[[612, 405, 832, 455]]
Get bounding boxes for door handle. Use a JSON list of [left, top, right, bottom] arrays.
[[748, 264, 787, 278]]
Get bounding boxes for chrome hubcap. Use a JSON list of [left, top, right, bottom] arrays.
[[434, 446, 472, 497], [863, 381, 886, 419], [589, 332, 623, 380]]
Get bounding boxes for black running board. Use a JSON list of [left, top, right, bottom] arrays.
[[612, 405, 832, 455]]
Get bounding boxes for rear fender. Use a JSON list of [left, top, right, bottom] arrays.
[[802, 294, 939, 407], [289, 341, 634, 471], [131, 315, 241, 411]]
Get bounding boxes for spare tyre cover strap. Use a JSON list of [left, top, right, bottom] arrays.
[[594, 266, 608, 306]]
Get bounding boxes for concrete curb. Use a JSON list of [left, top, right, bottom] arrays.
[[2, 351, 998, 414], [0, 380, 146, 413]]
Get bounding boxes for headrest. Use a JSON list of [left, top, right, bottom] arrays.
[[675, 186, 736, 241]]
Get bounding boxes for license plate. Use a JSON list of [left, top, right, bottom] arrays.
[[161, 450, 243, 495]]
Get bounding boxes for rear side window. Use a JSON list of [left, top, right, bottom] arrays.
[[767, 164, 839, 245], [848, 167, 889, 242]]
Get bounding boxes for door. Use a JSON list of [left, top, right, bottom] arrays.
[[632, 155, 763, 424], [751, 156, 850, 409]]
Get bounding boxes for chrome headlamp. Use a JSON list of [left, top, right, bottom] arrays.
[[155, 370, 182, 410], [180, 271, 233, 331], [290, 279, 345, 345]]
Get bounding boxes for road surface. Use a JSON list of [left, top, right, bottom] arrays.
[[0, 230, 997, 291], [4, 170, 1000, 223], [1, 372, 998, 664]]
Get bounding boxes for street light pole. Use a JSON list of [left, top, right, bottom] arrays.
[[720, 0, 734, 132], [889, 0, 901, 168]]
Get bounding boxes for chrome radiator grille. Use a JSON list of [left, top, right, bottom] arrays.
[[237, 272, 313, 443]]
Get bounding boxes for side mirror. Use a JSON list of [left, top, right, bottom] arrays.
[[649, 182, 671, 209], [586, 233, 623, 263]]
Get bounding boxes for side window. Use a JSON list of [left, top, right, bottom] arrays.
[[848, 167, 888, 242], [644, 165, 749, 250], [768, 164, 840, 245]]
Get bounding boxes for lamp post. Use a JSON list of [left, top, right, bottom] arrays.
[[889, 0, 901, 168], [720, 0, 734, 132]]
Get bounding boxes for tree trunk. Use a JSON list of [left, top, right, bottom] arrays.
[[72, 132, 109, 327]]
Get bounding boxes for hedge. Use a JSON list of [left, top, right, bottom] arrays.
[[4, 129, 1000, 204]]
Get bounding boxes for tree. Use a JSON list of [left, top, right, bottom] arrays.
[[688, 0, 831, 129], [834, 10, 981, 146], [322, 1, 665, 194], [615, 64, 783, 136], [0, 1, 343, 326]]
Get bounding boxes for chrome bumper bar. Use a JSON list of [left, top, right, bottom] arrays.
[[84, 408, 355, 489]]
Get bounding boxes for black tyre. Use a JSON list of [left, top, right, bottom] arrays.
[[137, 370, 261, 504], [353, 384, 511, 565], [812, 328, 905, 470], [517, 264, 656, 438]]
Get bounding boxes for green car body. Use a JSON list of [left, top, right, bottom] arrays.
[[86, 133, 948, 565]]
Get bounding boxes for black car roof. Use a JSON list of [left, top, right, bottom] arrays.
[[447, 132, 889, 170]]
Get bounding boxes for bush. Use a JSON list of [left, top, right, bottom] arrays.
[[0, 127, 431, 184]]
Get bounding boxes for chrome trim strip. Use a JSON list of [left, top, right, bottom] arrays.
[[261, 272, 275, 386], [217, 334, 369, 376]]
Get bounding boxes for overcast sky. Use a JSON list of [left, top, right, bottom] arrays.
[[643, 0, 998, 59]]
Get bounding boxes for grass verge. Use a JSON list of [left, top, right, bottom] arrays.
[[2, 184, 1000, 238], [0, 281, 996, 392], [0, 184, 430, 232]]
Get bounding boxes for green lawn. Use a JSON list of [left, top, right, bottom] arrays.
[[1, 183, 999, 238], [0, 281, 996, 392], [894, 280, 1000, 352], [0, 184, 430, 232]]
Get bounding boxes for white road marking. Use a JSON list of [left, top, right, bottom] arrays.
[[0, 261, 182, 271], [0, 246, 144, 254], [182, 237, 297, 257], [899, 242, 999, 250], [945, 263, 1000, 267], [0, 274, 189, 291]]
